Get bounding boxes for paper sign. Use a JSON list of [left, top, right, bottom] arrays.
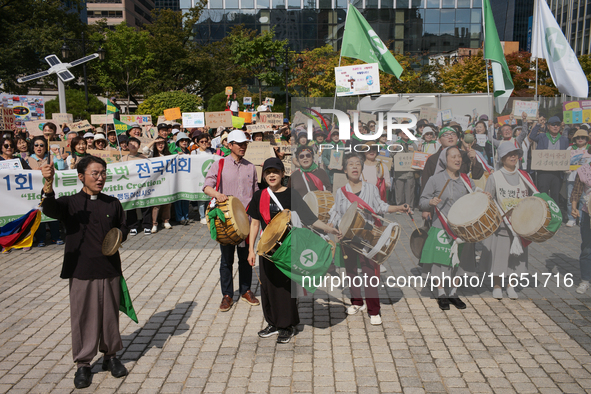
[[475, 134, 487, 147], [90, 114, 114, 124], [530, 150, 570, 171], [163, 107, 181, 121], [257, 112, 283, 125], [67, 120, 93, 132], [282, 157, 292, 176], [86, 149, 122, 164], [576, 164, 591, 185], [51, 113, 73, 124], [496, 115, 516, 126], [0, 158, 22, 170], [451, 115, 471, 131], [0, 108, 16, 130], [292, 111, 310, 127], [205, 112, 233, 128], [335, 63, 381, 96], [419, 107, 438, 125], [243, 97, 252, 105], [238, 112, 252, 124], [243, 141, 274, 165], [563, 111, 573, 124], [562, 100, 591, 111], [583, 110, 591, 123], [265, 97, 275, 106], [120, 114, 152, 125], [573, 111, 583, 124], [328, 150, 344, 170], [332, 173, 348, 197], [157, 116, 166, 125], [393, 152, 414, 171], [411, 152, 431, 170], [375, 155, 393, 171], [136, 136, 155, 147], [512, 100, 539, 120], [49, 141, 71, 156], [25, 120, 62, 136], [225, 86, 233, 96], [246, 123, 274, 133], [232, 116, 245, 129], [182, 112, 205, 128], [439, 109, 453, 122]]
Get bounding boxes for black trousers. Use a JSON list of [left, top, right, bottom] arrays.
[[536, 171, 562, 204], [259, 256, 299, 329], [126, 208, 151, 230]]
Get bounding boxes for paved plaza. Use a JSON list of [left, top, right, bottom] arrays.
[[1, 212, 591, 393]]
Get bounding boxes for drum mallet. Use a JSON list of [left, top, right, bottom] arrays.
[[253, 266, 262, 285], [438, 179, 451, 199], [405, 204, 422, 234]]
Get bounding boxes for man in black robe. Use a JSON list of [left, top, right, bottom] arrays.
[[41, 156, 129, 389]]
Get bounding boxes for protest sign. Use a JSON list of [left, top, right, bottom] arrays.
[[0, 94, 46, 127], [439, 109, 452, 122], [496, 115, 517, 126], [238, 112, 252, 124], [0, 108, 16, 130], [0, 155, 220, 226], [157, 116, 166, 125], [51, 113, 73, 124], [49, 141, 71, 156], [163, 107, 181, 121], [512, 100, 539, 120], [87, 149, 122, 164], [205, 111, 232, 128], [393, 153, 413, 171], [232, 116, 245, 129], [243, 97, 252, 105], [411, 152, 431, 170], [265, 97, 275, 107], [225, 87, 233, 96], [292, 111, 310, 127], [562, 100, 591, 111], [257, 112, 283, 125], [531, 150, 570, 171], [475, 134, 487, 147], [328, 150, 344, 170], [419, 107, 438, 125], [375, 155, 393, 171], [335, 63, 380, 96], [182, 112, 205, 128], [25, 120, 62, 136], [68, 120, 93, 132], [137, 136, 155, 147], [282, 157, 292, 176], [244, 142, 274, 165], [120, 114, 152, 125], [0, 159, 22, 171], [91, 114, 114, 124], [246, 123, 273, 133], [452, 115, 471, 131]]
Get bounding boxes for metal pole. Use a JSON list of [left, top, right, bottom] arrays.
[[535, 58, 538, 100], [58, 77, 67, 113], [285, 46, 289, 120], [82, 32, 89, 107]]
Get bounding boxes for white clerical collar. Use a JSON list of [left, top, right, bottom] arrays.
[[90, 195, 98, 200]]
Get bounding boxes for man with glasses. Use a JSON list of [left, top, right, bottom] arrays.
[[40, 156, 129, 389], [529, 115, 569, 203], [203, 130, 260, 312]]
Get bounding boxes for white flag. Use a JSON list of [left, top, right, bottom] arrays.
[[531, 0, 589, 97]]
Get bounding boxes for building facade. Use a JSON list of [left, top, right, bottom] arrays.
[[490, 0, 534, 51], [155, 0, 181, 10], [87, 0, 155, 27], [188, 0, 484, 55], [547, 0, 591, 55]]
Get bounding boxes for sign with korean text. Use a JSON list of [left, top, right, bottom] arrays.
[[438, 109, 453, 122], [246, 123, 273, 133], [51, 113, 73, 124], [120, 114, 152, 125], [419, 107, 438, 125], [91, 114, 114, 124], [0, 108, 16, 130], [411, 152, 431, 170], [68, 120, 93, 132], [512, 100, 539, 120], [451, 115, 470, 131], [562, 100, 591, 111], [335, 63, 380, 96], [292, 111, 310, 127], [205, 111, 232, 128], [163, 107, 181, 121], [243, 141, 274, 165], [393, 152, 413, 171], [375, 155, 393, 171], [0, 159, 22, 171], [531, 150, 570, 171], [182, 112, 205, 128], [25, 120, 62, 136], [257, 112, 283, 125], [87, 149, 122, 164]]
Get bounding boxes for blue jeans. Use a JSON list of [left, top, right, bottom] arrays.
[[580, 211, 591, 282], [35, 221, 61, 243], [174, 200, 190, 221], [219, 244, 251, 297], [197, 201, 208, 220], [567, 181, 586, 221]]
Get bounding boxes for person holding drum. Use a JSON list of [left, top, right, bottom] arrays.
[[479, 142, 531, 300], [40, 156, 129, 389], [328, 153, 411, 325], [289, 145, 332, 197], [247, 158, 341, 343], [419, 146, 481, 310]]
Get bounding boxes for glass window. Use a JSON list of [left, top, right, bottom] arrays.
[[380, 9, 393, 21], [257, 0, 270, 7], [394, 41, 404, 54], [210, 0, 223, 8], [470, 23, 481, 38], [364, 9, 379, 21], [424, 8, 439, 22], [455, 23, 470, 37], [288, 0, 301, 8], [411, 0, 424, 8], [442, 0, 454, 8], [423, 24, 439, 35], [457, 0, 469, 7], [396, 10, 405, 22], [439, 23, 454, 35], [273, 0, 285, 8], [455, 8, 470, 23], [227, 0, 239, 7], [426, 0, 439, 8], [366, 0, 378, 8], [395, 25, 404, 38], [242, 0, 254, 7], [470, 39, 480, 48], [382, 0, 394, 8], [336, 0, 347, 7], [470, 9, 481, 23], [472, 0, 481, 7], [440, 8, 453, 22], [319, 0, 330, 7], [303, 0, 315, 8]]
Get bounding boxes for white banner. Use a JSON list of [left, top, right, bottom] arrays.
[[0, 155, 220, 225], [335, 63, 380, 97]]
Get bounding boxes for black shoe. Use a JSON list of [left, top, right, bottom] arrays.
[[74, 366, 92, 389], [102, 357, 127, 378], [448, 297, 467, 309], [258, 324, 279, 338], [437, 297, 450, 310], [277, 327, 296, 344]]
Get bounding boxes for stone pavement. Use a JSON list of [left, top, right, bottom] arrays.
[[1, 212, 591, 393]]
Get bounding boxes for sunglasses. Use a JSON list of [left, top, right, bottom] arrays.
[[299, 153, 312, 159], [34, 143, 45, 148], [576, 136, 588, 139], [549, 123, 561, 126], [3, 144, 13, 149]]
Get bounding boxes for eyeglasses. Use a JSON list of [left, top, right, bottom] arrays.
[[3, 144, 13, 149], [232, 142, 248, 147], [549, 123, 561, 126], [576, 136, 588, 140], [34, 143, 45, 148], [86, 171, 107, 180], [198, 140, 208, 144], [299, 153, 312, 159], [440, 132, 455, 138]]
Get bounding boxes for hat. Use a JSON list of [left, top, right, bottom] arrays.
[[573, 129, 590, 139], [417, 119, 429, 128], [479, 114, 489, 121], [172, 122, 181, 129], [175, 132, 190, 146], [157, 123, 168, 130], [548, 116, 561, 124], [497, 141, 523, 161], [171, 129, 180, 135], [262, 157, 285, 174], [283, 118, 289, 124], [95, 127, 104, 134], [128, 123, 141, 130], [220, 132, 229, 142], [94, 133, 106, 141], [438, 127, 456, 138], [227, 130, 249, 144], [422, 126, 435, 136], [83, 132, 94, 139], [107, 128, 117, 135]]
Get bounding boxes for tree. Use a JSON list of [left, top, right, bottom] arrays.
[[45, 89, 105, 121], [136, 91, 203, 120], [289, 45, 340, 98], [435, 52, 488, 94]]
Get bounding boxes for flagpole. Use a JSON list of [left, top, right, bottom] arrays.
[[332, 1, 349, 119], [535, 58, 538, 100], [534, 0, 538, 100]]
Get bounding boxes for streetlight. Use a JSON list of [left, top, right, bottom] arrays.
[[61, 43, 70, 59], [268, 48, 304, 120]]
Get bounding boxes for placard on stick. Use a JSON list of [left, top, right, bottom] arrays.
[[51, 113, 73, 124], [120, 115, 153, 125], [512, 100, 539, 120], [257, 112, 283, 125], [86, 149, 122, 164], [205, 112, 232, 128], [393, 153, 413, 171], [182, 112, 205, 128], [246, 123, 273, 133], [163, 107, 181, 121], [243, 141, 274, 165], [68, 120, 93, 132], [0, 108, 16, 130], [91, 114, 114, 124], [530, 150, 570, 171]]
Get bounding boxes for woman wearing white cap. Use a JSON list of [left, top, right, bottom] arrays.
[[93, 134, 108, 151], [481, 142, 531, 300], [420, 126, 439, 155]]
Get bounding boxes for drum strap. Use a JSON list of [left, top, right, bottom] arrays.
[[341, 185, 382, 226], [459, 173, 473, 193], [260, 188, 284, 225], [301, 170, 325, 192], [434, 207, 464, 267], [518, 170, 539, 193]]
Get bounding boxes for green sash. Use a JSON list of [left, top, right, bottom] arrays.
[[419, 227, 464, 267]]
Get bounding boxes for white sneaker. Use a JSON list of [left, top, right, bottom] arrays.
[[506, 286, 518, 299], [576, 281, 590, 294], [164, 222, 172, 229], [566, 220, 576, 227], [200, 218, 207, 225], [370, 314, 382, 325], [151, 225, 158, 234], [129, 229, 137, 236], [492, 287, 503, 299], [346, 304, 366, 315]]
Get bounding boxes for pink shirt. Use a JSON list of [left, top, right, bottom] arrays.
[[203, 156, 259, 208]]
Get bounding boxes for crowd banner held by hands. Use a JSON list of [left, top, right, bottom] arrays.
[[238, 112, 252, 124], [394, 152, 414, 171], [512, 100, 539, 120], [335, 63, 381, 96], [257, 112, 283, 125], [232, 116, 245, 129], [411, 152, 431, 170], [91, 114, 114, 124], [246, 123, 273, 133], [120, 115, 152, 125], [25, 120, 62, 136], [182, 112, 205, 128], [51, 113, 73, 124], [0, 155, 220, 226], [244, 142, 274, 166], [0, 108, 16, 130], [106, 99, 119, 114], [530, 150, 570, 171], [205, 111, 233, 128], [67, 120, 93, 132]]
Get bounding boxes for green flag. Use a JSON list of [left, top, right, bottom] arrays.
[[119, 276, 138, 323], [113, 119, 129, 135], [341, 4, 403, 78], [106, 99, 119, 114], [483, 0, 514, 100]]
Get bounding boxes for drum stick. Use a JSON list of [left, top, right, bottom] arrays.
[[253, 266, 262, 285], [340, 243, 348, 260], [406, 210, 422, 234], [437, 179, 451, 199]]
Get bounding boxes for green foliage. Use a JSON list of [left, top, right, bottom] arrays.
[[206, 92, 229, 112], [137, 91, 203, 120], [45, 89, 105, 121], [434, 52, 488, 94]]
